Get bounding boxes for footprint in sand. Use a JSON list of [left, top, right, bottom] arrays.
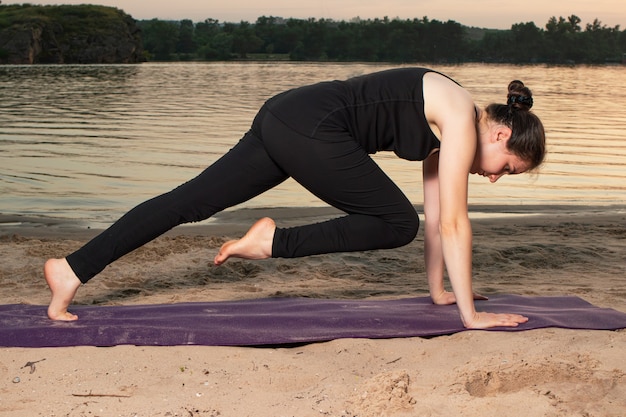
[[463, 355, 624, 414]]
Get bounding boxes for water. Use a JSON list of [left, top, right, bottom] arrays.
[[1, 62, 625, 228]]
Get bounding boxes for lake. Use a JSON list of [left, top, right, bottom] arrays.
[[1, 62, 625, 228]]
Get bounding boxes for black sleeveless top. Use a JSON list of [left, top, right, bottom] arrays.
[[265, 67, 446, 161]]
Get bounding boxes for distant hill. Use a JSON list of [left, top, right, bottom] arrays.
[[0, 4, 143, 64]]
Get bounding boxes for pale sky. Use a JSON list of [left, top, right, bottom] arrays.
[[4, 0, 626, 29]]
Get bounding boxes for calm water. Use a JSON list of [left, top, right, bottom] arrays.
[[1, 62, 625, 228]]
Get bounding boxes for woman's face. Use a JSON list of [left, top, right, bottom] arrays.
[[471, 125, 530, 183]]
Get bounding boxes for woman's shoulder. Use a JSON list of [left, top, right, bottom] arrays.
[[423, 72, 475, 129], [423, 71, 471, 102]]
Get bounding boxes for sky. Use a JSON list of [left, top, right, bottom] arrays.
[[3, 0, 625, 29]]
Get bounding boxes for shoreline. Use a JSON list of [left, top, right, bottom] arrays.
[[2, 203, 625, 239]]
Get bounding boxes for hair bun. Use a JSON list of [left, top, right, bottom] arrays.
[[507, 80, 534, 110]]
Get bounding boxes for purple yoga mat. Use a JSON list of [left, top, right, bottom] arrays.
[[1, 295, 625, 347]]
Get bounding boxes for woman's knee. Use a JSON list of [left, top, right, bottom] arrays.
[[388, 210, 419, 247]]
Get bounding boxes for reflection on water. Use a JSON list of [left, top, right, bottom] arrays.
[[1, 62, 625, 227]]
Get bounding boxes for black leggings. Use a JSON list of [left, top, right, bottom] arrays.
[[67, 107, 419, 283]]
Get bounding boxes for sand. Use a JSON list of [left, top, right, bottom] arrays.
[[0, 205, 625, 416]]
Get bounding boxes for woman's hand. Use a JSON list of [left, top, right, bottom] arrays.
[[462, 311, 529, 329], [430, 291, 527, 329], [431, 290, 488, 305]]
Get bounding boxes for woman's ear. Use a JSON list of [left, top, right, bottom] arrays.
[[495, 125, 512, 143]]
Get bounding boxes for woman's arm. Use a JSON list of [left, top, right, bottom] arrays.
[[423, 73, 476, 325], [423, 153, 485, 305], [423, 72, 527, 329], [422, 152, 449, 304]]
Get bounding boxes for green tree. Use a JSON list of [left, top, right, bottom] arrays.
[[194, 18, 220, 46], [140, 18, 179, 60], [209, 32, 234, 60], [545, 16, 573, 62], [177, 19, 195, 55], [509, 22, 544, 62], [389, 19, 424, 62], [254, 16, 284, 55], [583, 19, 622, 63], [231, 21, 262, 58], [325, 21, 354, 60], [568, 15, 582, 32]]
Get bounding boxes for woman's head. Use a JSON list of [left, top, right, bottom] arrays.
[[484, 80, 546, 171]]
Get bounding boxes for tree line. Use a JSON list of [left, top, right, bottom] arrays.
[[138, 15, 626, 64]]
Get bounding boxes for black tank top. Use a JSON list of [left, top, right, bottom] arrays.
[[265, 67, 446, 161]]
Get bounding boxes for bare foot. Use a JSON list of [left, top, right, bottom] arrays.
[[44, 258, 81, 321], [214, 217, 276, 265]]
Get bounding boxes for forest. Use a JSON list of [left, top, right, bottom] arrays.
[[138, 14, 626, 64], [1, 4, 625, 65]]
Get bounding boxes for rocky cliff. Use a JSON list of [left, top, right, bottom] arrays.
[[0, 4, 143, 64]]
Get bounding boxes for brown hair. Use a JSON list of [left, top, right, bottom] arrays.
[[485, 80, 546, 171]]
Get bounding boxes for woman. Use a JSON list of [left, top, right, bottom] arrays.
[[45, 67, 546, 328]]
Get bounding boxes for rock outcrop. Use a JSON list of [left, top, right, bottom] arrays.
[[0, 4, 143, 64]]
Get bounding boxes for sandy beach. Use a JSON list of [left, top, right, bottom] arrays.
[[0, 205, 625, 416]]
